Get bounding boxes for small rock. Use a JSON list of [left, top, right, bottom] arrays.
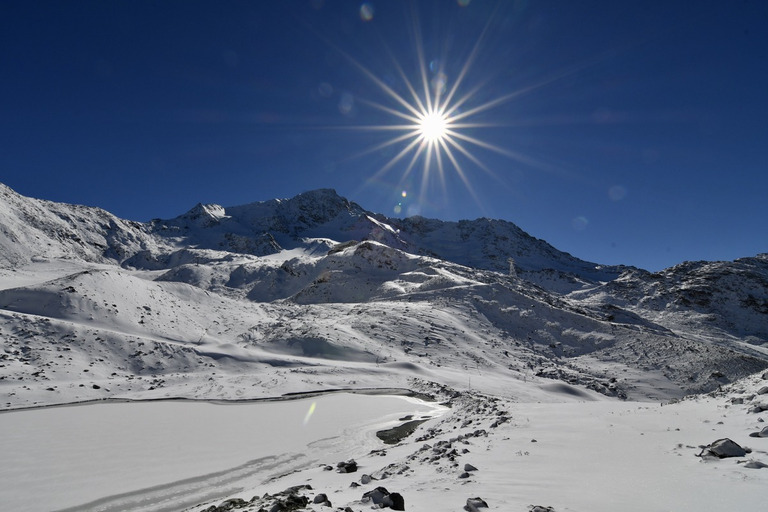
[[362, 487, 390, 506], [313, 493, 328, 504], [361, 474, 372, 484], [530, 507, 556, 512], [387, 492, 405, 511], [337, 459, 358, 473], [749, 426, 768, 438], [464, 497, 488, 511], [458, 472, 470, 479], [464, 463, 478, 472], [744, 460, 768, 469], [757, 386, 768, 395]]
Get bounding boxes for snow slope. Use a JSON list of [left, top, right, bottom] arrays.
[[1, 182, 767, 511]]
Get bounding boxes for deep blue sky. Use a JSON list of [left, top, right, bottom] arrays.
[[1, 0, 766, 271]]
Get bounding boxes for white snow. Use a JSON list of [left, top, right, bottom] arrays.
[[0, 394, 446, 512]]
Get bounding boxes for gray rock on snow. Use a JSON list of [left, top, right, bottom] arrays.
[[464, 497, 488, 511], [749, 426, 768, 438], [698, 438, 748, 459], [337, 459, 358, 473], [464, 463, 478, 472], [312, 493, 331, 506], [361, 486, 404, 510], [362, 486, 390, 506]]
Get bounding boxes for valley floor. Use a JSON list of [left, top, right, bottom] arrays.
[[2, 375, 768, 512]]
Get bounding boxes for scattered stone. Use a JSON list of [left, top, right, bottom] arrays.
[[337, 459, 358, 473], [530, 507, 555, 512], [203, 498, 247, 511], [749, 426, 768, 438], [458, 472, 470, 479], [312, 493, 329, 505], [464, 497, 488, 511], [387, 492, 405, 511], [362, 487, 390, 506], [744, 460, 768, 469], [698, 438, 748, 459], [206, 486, 312, 512], [757, 386, 768, 395], [464, 463, 478, 472], [349, 482, 360, 488], [361, 486, 404, 510], [360, 474, 372, 484]]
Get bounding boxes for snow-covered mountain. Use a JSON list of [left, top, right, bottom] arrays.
[[1, 181, 766, 408], [2, 182, 768, 511]]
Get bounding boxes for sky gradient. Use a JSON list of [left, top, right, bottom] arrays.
[[1, 0, 766, 271]]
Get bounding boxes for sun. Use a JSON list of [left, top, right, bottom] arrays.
[[418, 109, 450, 143], [326, 5, 555, 212]]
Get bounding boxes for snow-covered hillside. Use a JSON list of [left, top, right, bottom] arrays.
[[1, 182, 767, 511]]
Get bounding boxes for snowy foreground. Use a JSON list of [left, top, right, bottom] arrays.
[[2, 377, 768, 512]]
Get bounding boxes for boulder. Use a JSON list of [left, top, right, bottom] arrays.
[[698, 438, 748, 458], [386, 492, 405, 511], [337, 459, 358, 473], [362, 487, 390, 506], [312, 493, 331, 506], [464, 497, 488, 511], [362, 486, 404, 510]]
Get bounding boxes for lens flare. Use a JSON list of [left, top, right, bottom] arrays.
[[303, 401, 317, 426]]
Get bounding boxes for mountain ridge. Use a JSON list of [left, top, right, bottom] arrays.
[[0, 181, 766, 411]]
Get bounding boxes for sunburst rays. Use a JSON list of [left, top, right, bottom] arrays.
[[326, 4, 557, 214]]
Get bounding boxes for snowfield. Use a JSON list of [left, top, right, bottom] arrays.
[[1, 183, 767, 511], [0, 393, 446, 511]]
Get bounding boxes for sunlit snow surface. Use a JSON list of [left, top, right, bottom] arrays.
[[0, 394, 446, 511]]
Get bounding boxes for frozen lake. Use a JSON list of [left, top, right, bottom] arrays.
[[0, 393, 446, 512]]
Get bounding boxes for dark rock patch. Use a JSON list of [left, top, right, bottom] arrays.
[[698, 438, 749, 459], [337, 459, 357, 473], [377, 419, 428, 445], [464, 497, 488, 511]]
